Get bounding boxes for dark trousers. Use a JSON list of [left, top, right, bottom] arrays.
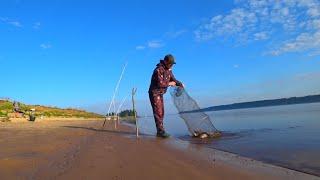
[[149, 93, 165, 133]]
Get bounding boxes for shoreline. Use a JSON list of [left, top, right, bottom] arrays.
[[122, 121, 319, 179], [164, 136, 318, 179], [0, 120, 318, 179]]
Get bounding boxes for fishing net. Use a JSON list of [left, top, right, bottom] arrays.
[[170, 87, 220, 138]]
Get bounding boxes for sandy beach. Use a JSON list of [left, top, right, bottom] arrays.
[[0, 120, 317, 180]]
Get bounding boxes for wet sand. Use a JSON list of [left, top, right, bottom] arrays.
[[0, 120, 317, 179]]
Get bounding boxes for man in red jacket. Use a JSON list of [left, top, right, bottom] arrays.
[[149, 54, 183, 138]]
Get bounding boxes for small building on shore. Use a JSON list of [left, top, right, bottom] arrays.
[[105, 115, 119, 121]]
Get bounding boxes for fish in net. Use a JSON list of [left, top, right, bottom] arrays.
[[170, 87, 221, 138]]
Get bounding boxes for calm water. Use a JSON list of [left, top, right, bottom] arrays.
[[138, 102, 320, 176]]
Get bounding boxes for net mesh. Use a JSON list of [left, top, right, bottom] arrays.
[[170, 87, 219, 137]]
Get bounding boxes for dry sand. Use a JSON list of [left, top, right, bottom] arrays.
[[0, 120, 317, 180]]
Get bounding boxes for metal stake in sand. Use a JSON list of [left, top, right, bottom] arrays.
[[132, 88, 138, 137], [103, 62, 128, 127]]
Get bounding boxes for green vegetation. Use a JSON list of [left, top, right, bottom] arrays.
[[0, 100, 104, 119], [106, 112, 116, 116], [117, 109, 137, 124], [0, 111, 7, 117], [118, 109, 136, 117], [106, 110, 137, 118], [0, 100, 12, 117]]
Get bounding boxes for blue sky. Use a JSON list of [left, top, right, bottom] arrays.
[[1, 0, 320, 115]]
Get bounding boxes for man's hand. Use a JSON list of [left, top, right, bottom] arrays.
[[169, 81, 176, 86], [176, 81, 185, 88]]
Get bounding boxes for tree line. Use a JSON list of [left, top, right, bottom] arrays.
[[106, 109, 136, 117]]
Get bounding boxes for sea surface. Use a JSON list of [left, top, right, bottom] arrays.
[[137, 102, 320, 176]]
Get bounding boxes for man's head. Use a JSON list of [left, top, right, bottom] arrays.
[[163, 54, 176, 69]]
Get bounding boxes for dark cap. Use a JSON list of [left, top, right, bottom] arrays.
[[164, 54, 176, 65]]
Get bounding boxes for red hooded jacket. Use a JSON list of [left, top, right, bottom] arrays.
[[149, 60, 182, 95]]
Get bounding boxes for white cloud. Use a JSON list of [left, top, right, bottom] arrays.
[[195, 8, 257, 41], [253, 31, 269, 40], [40, 43, 52, 49], [135, 45, 145, 50], [308, 7, 320, 17], [233, 64, 240, 68], [148, 40, 164, 48], [136, 29, 185, 51], [308, 50, 320, 57], [0, 17, 22, 27], [165, 29, 187, 38], [195, 0, 320, 56], [0, 17, 8, 22], [8, 21, 22, 27], [136, 40, 165, 50], [270, 32, 320, 56], [33, 22, 41, 29]]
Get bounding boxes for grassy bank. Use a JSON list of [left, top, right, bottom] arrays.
[[0, 100, 103, 119]]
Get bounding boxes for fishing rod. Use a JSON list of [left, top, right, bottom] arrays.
[[116, 95, 128, 115], [103, 62, 128, 127]]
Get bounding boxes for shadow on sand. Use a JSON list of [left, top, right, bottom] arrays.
[[62, 125, 154, 138]]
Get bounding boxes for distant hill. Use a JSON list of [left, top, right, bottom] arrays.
[[201, 94, 320, 112], [0, 100, 104, 119]]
